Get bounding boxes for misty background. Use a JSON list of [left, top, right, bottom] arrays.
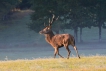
[[0, 0, 106, 60]]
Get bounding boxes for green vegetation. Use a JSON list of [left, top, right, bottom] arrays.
[[0, 0, 106, 42], [30, 0, 106, 42], [0, 0, 20, 20], [0, 56, 106, 71]]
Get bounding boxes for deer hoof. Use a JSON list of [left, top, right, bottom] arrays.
[[78, 56, 80, 59]]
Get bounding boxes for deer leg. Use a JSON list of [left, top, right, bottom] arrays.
[[54, 48, 57, 58], [65, 46, 71, 59], [54, 48, 64, 58], [73, 46, 80, 59], [57, 48, 64, 58]]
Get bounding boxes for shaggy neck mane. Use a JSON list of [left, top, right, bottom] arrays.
[[44, 31, 54, 43]]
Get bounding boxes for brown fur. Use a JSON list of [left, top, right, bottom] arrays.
[[39, 26, 80, 59], [39, 14, 80, 59]]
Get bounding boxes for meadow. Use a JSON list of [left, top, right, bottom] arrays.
[[0, 10, 106, 71], [0, 56, 106, 71]]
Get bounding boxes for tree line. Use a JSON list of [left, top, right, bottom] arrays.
[[0, 0, 106, 42], [29, 0, 106, 42]]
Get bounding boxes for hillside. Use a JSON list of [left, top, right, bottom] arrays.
[[0, 10, 46, 48], [0, 9, 106, 48]]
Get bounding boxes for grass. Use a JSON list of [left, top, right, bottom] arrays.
[[0, 56, 106, 71], [0, 9, 106, 71]]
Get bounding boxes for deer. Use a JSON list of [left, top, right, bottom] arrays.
[[39, 14, 80, 59]]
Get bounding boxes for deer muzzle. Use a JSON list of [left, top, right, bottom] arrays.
[[39, 31, 43, 34]]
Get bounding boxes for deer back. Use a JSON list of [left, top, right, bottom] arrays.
[[48, 34, 75, 48]]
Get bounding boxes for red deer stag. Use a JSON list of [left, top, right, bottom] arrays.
[[39, 14, 80, 59]]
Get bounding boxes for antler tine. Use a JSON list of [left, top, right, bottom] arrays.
[[49, 14, 59, 27], [56, 16, 59, 20], [52, 14, 55, 19], [50, 14, 55, 24], [49, 18, 50, 24], [49, 18, 52, 27]]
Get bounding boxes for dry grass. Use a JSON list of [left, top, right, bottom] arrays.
[[0, 56, 106, 71]]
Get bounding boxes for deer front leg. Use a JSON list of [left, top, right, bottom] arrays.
[[54, 48, 64, 58], [54, 48, 57, 58]]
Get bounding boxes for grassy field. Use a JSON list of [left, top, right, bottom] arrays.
[[0, 10, 106, 71], [0, 56, 106, 71]]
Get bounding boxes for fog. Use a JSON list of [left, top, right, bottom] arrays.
[[0, 43, 106, 60], [0, 21, 106, 60]]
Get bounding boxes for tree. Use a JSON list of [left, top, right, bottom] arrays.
[[29, 0, 106, 42], [0, 0, 20, 21], [88, 0, 106, 41], [29, 0, 93, 42], [64, 0, 93, 42], [29, 0, 71, 33], [16, 0, 32, 9]]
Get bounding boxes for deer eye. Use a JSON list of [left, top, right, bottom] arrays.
[[47, 27, 50, 29]]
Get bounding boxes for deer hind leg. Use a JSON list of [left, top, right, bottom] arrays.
[[54, 48, 64, 58], [65, 46, 71, 59], [73, 46, 80, 59]]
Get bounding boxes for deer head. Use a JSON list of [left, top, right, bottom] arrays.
[[39, 14, 59, 34]]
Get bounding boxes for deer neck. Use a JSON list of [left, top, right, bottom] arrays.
[[44, 31, 54, 43]]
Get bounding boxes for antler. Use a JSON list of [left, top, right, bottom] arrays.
[[49, 14, 59, 27], [50, 14, 55, 24]]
